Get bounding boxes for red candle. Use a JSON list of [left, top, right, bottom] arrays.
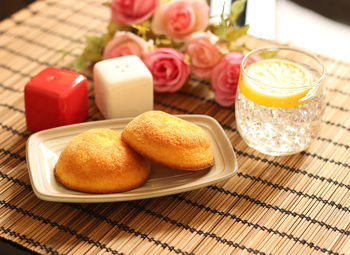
[[25, 67, 89, 132]]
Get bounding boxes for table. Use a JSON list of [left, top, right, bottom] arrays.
[[0, 0, 349, 254]]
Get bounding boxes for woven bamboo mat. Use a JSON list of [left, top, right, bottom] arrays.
[[0, 0, 349, 254]]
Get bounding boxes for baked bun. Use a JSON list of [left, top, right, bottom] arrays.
[[121, 111, 214, 170], [54, 128, 150, 193]]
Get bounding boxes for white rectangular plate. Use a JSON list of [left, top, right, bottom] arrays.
[[26, 115, 238, 202]]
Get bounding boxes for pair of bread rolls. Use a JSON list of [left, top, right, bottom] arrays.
[[54, 111, 214, 193]]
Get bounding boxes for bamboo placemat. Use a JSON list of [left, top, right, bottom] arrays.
[[0, 0, 349, 254]]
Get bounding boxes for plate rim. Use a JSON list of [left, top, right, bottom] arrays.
[[26, 114, 238, 202]]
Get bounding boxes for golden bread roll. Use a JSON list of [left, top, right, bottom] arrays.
[[54, 128, 150, 193], [121, 111, 214, 170]]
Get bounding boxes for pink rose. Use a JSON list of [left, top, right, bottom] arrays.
[[103, 31, 152, 59], [151, 0, 209, 41], [111, 0, 159, 25], [144, 48, 190, 92], [185, 32, 222, 79], [245, 54, 263, 67], [211, 52, 244, 107]]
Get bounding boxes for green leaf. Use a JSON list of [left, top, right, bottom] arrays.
[[101, 33, 113, 48], [213, 22, 227, 38], [237, 24, 249, 36], [230, 0, 247, 24], [259, 50, 278, 59], [210, 1, 248, 43], [154, 36, 173, 48], [82, 35, 104, 62], [228, 43, 245, 52], [224, 29, 238, 42], [85, 35, 103, 50], [82, 51, 102, 62], [184, 53, 191, 66], [107, 21, 119, 36], [217, 24, 249, 43], [74, 55, 87, 70]]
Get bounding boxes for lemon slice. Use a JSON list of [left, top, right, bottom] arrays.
[[239, 59, 312, 108]]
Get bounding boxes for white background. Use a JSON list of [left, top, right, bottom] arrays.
[[246, 0, 350, 62]]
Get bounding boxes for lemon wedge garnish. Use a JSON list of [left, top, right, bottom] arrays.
[[239, 59, 312, 108]]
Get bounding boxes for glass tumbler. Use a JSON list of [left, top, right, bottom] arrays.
[[235, 47, 326, 156]]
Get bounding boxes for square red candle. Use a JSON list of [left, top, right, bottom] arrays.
[[24, 67, 89, 132]]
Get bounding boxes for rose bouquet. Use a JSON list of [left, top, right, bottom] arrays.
[[75, 0, 253, 107]]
